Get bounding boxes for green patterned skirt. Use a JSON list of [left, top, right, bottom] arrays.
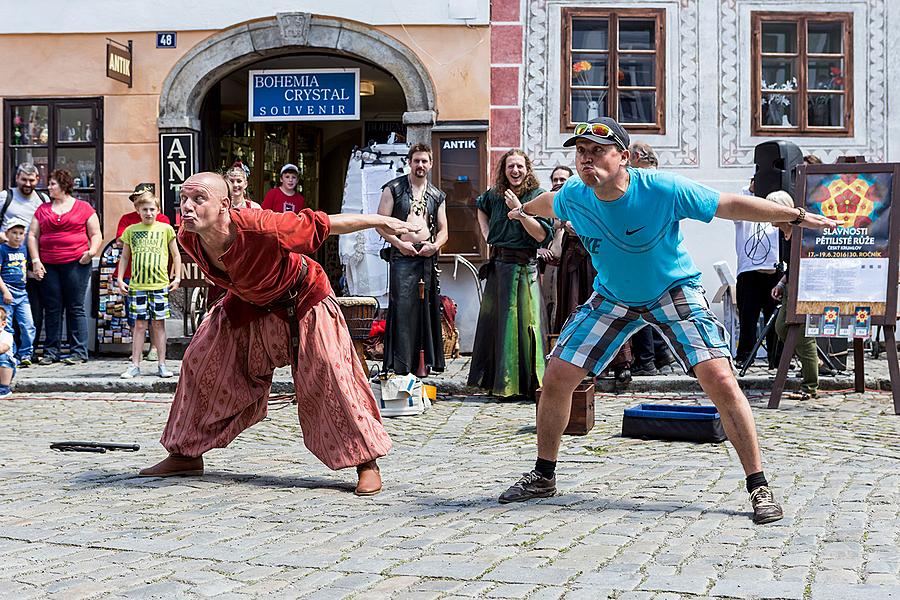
[[467, 260, 546, 398]]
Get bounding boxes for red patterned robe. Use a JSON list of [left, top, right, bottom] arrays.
[[159, 208, 392, 469]]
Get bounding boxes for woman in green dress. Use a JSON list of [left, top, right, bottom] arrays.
[[467, 149, 552, 399]]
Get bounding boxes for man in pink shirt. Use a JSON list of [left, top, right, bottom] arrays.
[[262, 164, 306, 213]]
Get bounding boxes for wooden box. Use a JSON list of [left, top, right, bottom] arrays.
[[534, 379, 595, 436]]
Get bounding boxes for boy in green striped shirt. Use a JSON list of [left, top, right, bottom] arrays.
[[117, 190, 181, 378]]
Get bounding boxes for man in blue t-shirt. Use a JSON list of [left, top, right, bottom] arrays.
[[498, 117, 835, 524]]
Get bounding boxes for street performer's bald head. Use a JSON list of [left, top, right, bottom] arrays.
[[180, 172, 231, 233]]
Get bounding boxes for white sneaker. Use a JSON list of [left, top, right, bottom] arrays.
[[120, 365, 141, 379], [157, 365, 174, 378]]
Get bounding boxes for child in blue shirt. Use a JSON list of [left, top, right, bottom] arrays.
[[0, 218, 36, 366]]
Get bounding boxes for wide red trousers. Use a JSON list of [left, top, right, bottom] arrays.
[[160, 296, 392, 469]]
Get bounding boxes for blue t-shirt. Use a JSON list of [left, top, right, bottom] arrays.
[[0, 243, 28, 291], [553, 167, 720, 305]]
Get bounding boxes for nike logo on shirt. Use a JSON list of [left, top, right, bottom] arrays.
[[625, 226, 645, 236]]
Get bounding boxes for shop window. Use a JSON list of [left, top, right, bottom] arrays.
[[561, 8, 666, 133], [751, 13, 853, 136], [431, 131, 488, 260], [3, 98, 103, 219]]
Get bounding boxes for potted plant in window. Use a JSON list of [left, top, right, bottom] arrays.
[[810, 66, 843, 126], [573, 60, 607, 121], [761, 77, 797, 126]]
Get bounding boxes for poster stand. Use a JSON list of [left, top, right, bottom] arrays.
[[768, 161, 900, 414]]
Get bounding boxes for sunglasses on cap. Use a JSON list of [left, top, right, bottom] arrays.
[[573, 122, 627, 150]]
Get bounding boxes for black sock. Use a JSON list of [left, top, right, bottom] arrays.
[[746, 471, 768, 493], [534, 457, 556, 479]]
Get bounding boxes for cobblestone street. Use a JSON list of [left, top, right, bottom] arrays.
[[1, 389, 899, 599]]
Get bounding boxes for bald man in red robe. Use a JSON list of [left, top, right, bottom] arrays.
[[138, 172, 417, 495]]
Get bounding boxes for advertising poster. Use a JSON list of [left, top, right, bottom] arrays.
[[797, 172, 893, 304]]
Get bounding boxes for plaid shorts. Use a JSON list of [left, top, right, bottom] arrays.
[[552, 283, 731, 376], [127, 288, 170, 323]]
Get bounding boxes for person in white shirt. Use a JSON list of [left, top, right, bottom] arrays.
[[733, 178, 782, 367]]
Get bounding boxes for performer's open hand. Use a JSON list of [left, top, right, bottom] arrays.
[[377, 216, 420, 237], [504, 189, 522, 210], [795, 211, 837, 229]]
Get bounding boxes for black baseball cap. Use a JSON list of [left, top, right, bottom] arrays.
[[563, 117, 630, 151]]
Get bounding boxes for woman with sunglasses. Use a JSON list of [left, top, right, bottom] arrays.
[[467, 149, 552, 400], [496, 117, 835, 526]]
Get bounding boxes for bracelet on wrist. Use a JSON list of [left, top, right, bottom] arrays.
[[789, 207, 806, 225], [517, 205, 536, 219]]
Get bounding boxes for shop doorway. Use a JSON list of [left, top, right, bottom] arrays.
[[199, 53, 407, 286], [206, 121, 322, 210]]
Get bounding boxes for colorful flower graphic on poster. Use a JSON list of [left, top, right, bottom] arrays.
[[802, 172, 892, 259]]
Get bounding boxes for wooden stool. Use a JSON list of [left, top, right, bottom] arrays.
[[334, 296, 379, 377], [534, 378, 595, 436]]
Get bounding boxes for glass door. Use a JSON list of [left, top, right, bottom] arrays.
[[292, 126, 321, 210]]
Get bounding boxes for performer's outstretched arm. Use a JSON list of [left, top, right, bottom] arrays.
[[715, 192, 835, 228], [329, 213, 420, 237], [507, 191, 557, 220]]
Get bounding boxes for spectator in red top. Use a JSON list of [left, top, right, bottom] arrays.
[[27, 169, 102, 365], [262, 164, 306, 213]]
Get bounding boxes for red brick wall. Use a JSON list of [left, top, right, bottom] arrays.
[[489, 0, 524, 179]]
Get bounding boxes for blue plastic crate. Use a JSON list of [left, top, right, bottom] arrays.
[[622, 404, 727, 443]]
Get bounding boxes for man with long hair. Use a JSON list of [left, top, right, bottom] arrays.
[[467, 149, 552, 399], [497, 117, 835, 524]]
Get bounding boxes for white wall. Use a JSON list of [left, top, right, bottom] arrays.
[[0, 0, 490, 33]]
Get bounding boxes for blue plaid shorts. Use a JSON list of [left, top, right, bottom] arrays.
[[552, 283, 731, 376], [127, 288, 170, 323]]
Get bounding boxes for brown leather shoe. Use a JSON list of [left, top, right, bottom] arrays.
[[138, 454, 204, 477], [355, 460, 382, 496]]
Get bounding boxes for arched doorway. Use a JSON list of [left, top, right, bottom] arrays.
[[158, 13, 436, 139], [157, 12, 437, 286]]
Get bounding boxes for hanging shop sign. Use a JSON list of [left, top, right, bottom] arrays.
[[106, 40, 133, 87], [159, 133, 195, 224], [248, 68, 360, 122]]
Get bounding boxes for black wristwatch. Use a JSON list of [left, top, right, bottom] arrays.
[[789, 207, 806, 225]]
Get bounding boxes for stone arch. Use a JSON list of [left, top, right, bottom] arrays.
[[157, 13, 437, 141]]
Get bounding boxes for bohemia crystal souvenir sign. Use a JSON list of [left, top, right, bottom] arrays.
[[248, 69, 360, 122]]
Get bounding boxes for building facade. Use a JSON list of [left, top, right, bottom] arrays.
[[518, 0, 900, 300], [4, 0, 899, 352]]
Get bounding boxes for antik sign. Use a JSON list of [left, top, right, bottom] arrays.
[[248, 68, 360, 122]]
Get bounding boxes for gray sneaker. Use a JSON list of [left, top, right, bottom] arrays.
[[750, 485, 784, 524], [120, 365, 141, 379], [499, 470, 557, 504]]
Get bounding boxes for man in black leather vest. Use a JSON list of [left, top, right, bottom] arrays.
[[377, 144, 448, 375]]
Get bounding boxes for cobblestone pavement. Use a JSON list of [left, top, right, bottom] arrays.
[[11, 351, 899, 396], [2, 389, 899, 599]]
